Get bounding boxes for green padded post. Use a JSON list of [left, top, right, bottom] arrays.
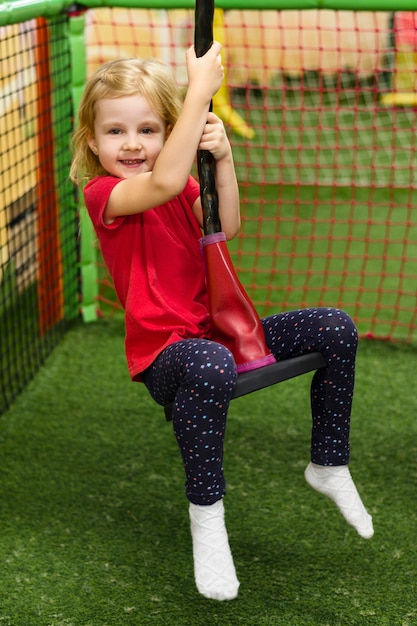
[[68, 7, 99, 322], [49, 13, 80, 321]]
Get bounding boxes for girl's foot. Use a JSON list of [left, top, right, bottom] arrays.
[[189, 499, 240, 601], [305, 462, 374, 539]]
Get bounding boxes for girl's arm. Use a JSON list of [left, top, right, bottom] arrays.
[[106, 43, 224, 220], [193, 112, 240, 240]]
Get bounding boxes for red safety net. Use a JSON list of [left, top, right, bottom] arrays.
[[85, 8, 417, 342]]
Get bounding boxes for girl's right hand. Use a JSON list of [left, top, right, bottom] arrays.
[[186, 41, 224, 101]]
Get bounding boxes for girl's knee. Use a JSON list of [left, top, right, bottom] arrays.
[[183, 340, 237, 389], [324, 309, 358, 353]]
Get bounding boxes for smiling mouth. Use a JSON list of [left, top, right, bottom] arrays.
[[120, 159, 144, 166]]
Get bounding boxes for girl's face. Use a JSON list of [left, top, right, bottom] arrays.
[[88, 94, 167, 179]]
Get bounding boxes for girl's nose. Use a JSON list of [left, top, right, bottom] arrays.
[[123, 135, 141, 151]]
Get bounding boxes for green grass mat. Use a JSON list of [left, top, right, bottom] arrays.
[[1, 318, 416, 625]]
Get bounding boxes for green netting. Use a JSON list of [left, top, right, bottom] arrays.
[[0, 15, 78, 414]]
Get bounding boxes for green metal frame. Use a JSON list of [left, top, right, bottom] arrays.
[[1, 0, 417, 26]]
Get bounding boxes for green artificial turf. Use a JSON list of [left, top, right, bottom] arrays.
[[1, 318, 417, 625]]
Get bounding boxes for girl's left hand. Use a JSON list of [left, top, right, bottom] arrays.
[[198, 112, 231, 161]]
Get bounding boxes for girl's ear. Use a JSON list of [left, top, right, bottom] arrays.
[[87, 137, 99, 156], [165, 124, 173, 140]]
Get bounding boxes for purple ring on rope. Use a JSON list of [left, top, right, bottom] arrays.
[[236, 353, 276, 374], [201, 232, 226, 246]]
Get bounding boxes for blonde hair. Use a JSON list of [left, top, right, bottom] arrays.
[[70, 57, 182, 185]]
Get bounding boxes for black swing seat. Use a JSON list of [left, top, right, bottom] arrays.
[[164, 351, 326, 421]]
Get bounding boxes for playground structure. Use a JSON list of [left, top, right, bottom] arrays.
[[1, 1, 417, 416], [381, 11, 417, 105]]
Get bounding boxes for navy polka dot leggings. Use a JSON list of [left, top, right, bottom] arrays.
[[142, 307, 358, 506]]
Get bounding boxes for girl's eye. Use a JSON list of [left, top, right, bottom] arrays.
[[141, 128, 153, 135], [109, 128, 122, 135]]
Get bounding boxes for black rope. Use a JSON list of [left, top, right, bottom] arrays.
[[194, 0, 221, 235]]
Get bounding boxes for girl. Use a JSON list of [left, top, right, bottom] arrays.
[[70, 42, 373, 602]]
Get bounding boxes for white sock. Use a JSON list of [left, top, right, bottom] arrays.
[[304, 462, 374, 539], [189, 499, 240, 601]]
